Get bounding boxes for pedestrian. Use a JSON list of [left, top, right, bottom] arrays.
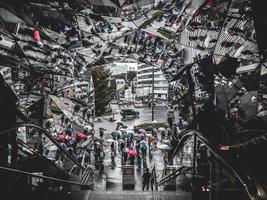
[[99, 128, 105, 138], [151, 171, 155, 191], [82, 108, 87, 120], [120, 139, 125, 152], [147, 134, 154, 151], [167, 106, 175, 130], [163, 151, 169, 166], [140, 141, 147, 159], [86, 110, 91, 122], [142, 168, 151, 191], [74, 104, 80, 114], [128, 147, 136, 165], [122, 146, 128, 165], [61, 114, 65, 125]]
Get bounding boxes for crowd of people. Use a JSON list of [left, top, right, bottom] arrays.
[[42, 102, 189, 190]]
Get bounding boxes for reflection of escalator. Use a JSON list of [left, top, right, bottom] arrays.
[[158, 130, 267, 200], [0, 123, 92, 200]]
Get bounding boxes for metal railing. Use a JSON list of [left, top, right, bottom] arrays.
[[0, 122, 85, 170], [166, 129, 267, 200], [157, 166, 193, 187], [0, 165, 88, 187]]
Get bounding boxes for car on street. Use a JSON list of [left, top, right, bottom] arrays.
[[120, 109, 139, 119]]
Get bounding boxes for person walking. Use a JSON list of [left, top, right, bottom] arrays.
[[61, 114, 65, 125], [142, 168, 151, 191], [167, 106, 175, 130], [99, 128, 105, 139]]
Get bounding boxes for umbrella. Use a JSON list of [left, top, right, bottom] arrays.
[[120, 128, 127, 133], [117, 121, 124, 126], [138, 129, 146, 134], [94, 137, 102, 142], [128, 149, 137, 157], [123, 147, 129, 153], [162, 140, 171, 145], [158, 127, 166, 132], [84, 125, 92, 130], [111, 131, 119, 138], [158, 144, 171, 150], [126, 130, 134, 137], [76, 132, 87, 139], [64, 135, 72, 141], [57, 134, 65, 142], [118, 139, 125, 143], [106, 138, 115, 143], [79, 138, 92, 148], [140, 140, 146, 145]]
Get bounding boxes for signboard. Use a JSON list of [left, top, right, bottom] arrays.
[[122, 165, 135, 185]]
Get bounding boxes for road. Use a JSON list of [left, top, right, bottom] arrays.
[[94, 104, 175, 133], [92, 104, 182, 191]]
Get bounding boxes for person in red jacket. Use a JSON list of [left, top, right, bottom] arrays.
[[33, 29, 43, 48]]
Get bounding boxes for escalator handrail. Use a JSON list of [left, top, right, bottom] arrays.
[[172, 129, 266, 200], [158, 166, 193, 186], [0, 122, 85, 170], [0, 165, 88, 187]]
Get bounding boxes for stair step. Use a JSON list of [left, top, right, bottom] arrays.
[[87, 191, 190, 200]]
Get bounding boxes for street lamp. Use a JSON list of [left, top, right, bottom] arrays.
[[143, 59, 155, 122]]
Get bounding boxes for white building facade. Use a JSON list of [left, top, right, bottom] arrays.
[[136, 64, 168, 100]]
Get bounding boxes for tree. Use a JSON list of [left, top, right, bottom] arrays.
[[91, 65, 114, 116]]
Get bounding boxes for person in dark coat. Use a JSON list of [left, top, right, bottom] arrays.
[[220, 131, 267, 185], [142, 168, 151, 191]]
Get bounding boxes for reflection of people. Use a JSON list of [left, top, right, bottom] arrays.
[[167, 106, 175, 129], [163, 151, 169, 165], [220, 131, 267, 184], [34, 142, 43, 155], [220, 132, 267, 152]]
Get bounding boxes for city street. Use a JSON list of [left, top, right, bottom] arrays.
[[94, 104, 170, 131], [92, 104, 183, 191], [1, 1, 266, 200]]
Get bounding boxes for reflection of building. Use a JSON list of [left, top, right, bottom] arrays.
[[88, 0, 155, 16], [0, 67, 12, 85], [61, 80, 90, 100], [136, 64, 168, 100], [114, 79, 125, 100], [107, 62, 137, 75]]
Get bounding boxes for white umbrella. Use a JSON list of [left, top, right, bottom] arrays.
[[84, 125, 92, 130], [138, 129, 146, 134], [116, 121, 124, 125], [140, 140, 146, 145], [162, 140, 171, 145], [106, 138, 115, 143], [158, 127, 166, 132], [158, 144, 171, 150]]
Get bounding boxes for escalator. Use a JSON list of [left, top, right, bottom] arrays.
[[0, 123, 93, 200], [157, 130, 267, 200]]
